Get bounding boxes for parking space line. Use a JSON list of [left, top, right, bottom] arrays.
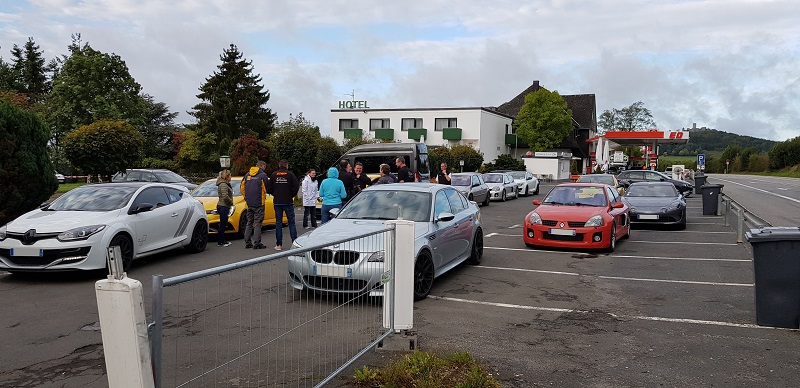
[[478, 265, 579, 276], [507, 224, 521, 229], [485, 246, 749, 262], [626, 241, 739, 246], [633, 230, 733, 234], [429, 296, 783, 330], [597, 275, 752, 287]]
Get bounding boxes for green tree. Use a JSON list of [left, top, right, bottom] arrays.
[[45, 38, 144, 151], [63, 120, 144, 179], [188, 44, 276, 149], [140, 93, 178, 160], [268, 113, 323, 177], [483, 154, 525, 172], [175, 130, 221, 173], [315, 136, 344, 172], [514, 89, 574, 151], [769, 137, 800, 170], [0, 102, 59, 224], [598, 101, 656, 132], [449, 144, 483, 172], [10, 38, 51, 103]]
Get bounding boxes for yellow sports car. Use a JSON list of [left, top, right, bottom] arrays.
[[192, 177, 287, 235]]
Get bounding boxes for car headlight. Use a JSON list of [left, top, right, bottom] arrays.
[[668, 201, 683, 210], [367, 251, 385, 262], [292, 240, 303, 249], [584, 215, 604, 227], [0, 225, 6, 241], [57, 225, 106, 241], [528, 212, 542, 225], [491, 186, 501, 192], [629, 207, 636, 213]]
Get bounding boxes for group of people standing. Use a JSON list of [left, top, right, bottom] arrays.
[[214, 156, 454, 250]]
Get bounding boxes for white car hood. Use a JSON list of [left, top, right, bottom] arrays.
[[6, 209, 122, 233], [485, 182, 505, 189]]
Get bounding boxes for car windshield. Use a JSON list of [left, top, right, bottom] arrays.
[[483, 174, 504, 183], [192, 179, 242, 197], [47, 185, 138, 211], [152, 170, 189, 183], [451, 176, 471, 186], [507, 172, 527, 179], [577, 175, 615, 186], [626, 185, 678, 197], [543, 186, 608, 207], [337, 190, 431, 222]]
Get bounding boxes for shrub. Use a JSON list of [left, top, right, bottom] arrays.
[[449, 144, 484, 173], [141, 157, 177, 171], [63, 119, 145, 180], [483, 154, 525, 172], [316, 136, 344, 172], [230, 134, 270, 176], [0, 102, 59, 225]]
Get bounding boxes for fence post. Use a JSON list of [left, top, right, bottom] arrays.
[[737, 208, 745, 243], [95, 274, 155, 388], [151, 275, 164, 388], [724, 199, 731, 227], [384, 220, 414, 331]]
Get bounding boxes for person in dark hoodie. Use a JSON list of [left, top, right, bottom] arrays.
[[240, 160, 269, 249], [318, 166, 347, 224], [338, 159, 356, 202], [267, 159, 299, 251], [216, 169, 234, 247]]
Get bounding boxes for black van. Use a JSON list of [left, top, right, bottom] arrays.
[[337, 143, 431, 182]]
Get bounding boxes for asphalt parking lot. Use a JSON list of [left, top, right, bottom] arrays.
[[405, 184, 800, 387], [3, 181, 800, 387]]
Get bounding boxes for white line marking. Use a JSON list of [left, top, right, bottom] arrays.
[[484, 246, 750, 262], [626, 241, 738, 246], [428, 296, 787, 330], [712, 177, 800, 205], [633, 230, 733, 234], [477, 265, 579, 276], [778, 188, 789, 191], [687, 222, 723, 225], [507, 224, 521, 229], [597, 275, 752, 287], [484, 232, 498, 238]]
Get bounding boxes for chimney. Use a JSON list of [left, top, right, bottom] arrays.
[[532, 80, 540, 90], [692, 122, 697, 129]]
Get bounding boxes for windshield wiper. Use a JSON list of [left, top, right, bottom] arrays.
[[360, 216, 395, 220]]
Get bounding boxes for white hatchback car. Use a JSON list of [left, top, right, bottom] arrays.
[[0, 182, 208, 272]]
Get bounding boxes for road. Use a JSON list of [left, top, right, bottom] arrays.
[[705, 173, 800, 227], [2, 178, 800, 386]]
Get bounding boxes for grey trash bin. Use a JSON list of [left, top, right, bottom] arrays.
[[746, 227, 800, 328], [701, 184, 723, 215], [694, 175, 707, 194]]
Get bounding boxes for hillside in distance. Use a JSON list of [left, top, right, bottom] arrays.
[[660, 129, 777, 156]]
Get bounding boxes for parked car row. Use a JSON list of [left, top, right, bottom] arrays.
[[449, 171, 540, 207]]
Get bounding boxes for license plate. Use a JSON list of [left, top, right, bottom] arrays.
[[549, 228, 576, 236], [10, 247, 43, 257], [313, 265, 353, 278], [638, 214, 659, 220]]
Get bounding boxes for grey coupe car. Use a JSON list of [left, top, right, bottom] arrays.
[[623, 181, 687, 229], [450, 172, 490, 206], [482, 173, 518, 201], [288, 183, 483, 300]]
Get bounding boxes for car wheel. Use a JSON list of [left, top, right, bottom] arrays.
[[109, 234, 135, 271], [534, 183, 540, 195], [482, 194, 490, 207], [501, 190, 506, 202], [467, 228, 483, 265], [413, 251, 435, 301], [607, 223, 617, 253], [238, 215, 249, 237], [621, 217, 631, 240], [679, 210, 687, 230], [185, 220, 208, 253]]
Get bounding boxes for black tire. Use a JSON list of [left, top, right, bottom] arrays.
[[413, 251, 435, 301], [239, 215, 248, 238], [679, 210, 687, 230], [482, 194, 490, 207], [185, 220, 208, 253], [607, 223, 617, 253], [468, 194, 474, 202], [534, 183, 540, 195], [622, 219, 631, 240], [109, 234, 135, 271], [467, 228, 483, 265], [501, 190, 507, 202]]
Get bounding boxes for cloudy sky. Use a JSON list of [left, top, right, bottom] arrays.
[[1, 0, 798, 141]]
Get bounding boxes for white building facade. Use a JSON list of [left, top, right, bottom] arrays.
[[330, 106, 515, 164]]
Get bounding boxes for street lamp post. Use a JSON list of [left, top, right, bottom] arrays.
[[219, 155, 231, 169]]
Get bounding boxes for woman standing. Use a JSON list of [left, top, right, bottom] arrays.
[[216, 169, 234, 247], [301, 169, 319, 229], [318, 167, 347, 224]]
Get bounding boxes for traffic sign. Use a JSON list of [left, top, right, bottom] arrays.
[[697, 154, 705, 166], [592, 160, 597, 166], [650, 162, 657, 168]]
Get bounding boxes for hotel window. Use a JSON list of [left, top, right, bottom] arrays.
[[370, 118, 390, 130], [401, 118, 423, 131], [435, 118, 457, 131], [339, 119, 358, 131]]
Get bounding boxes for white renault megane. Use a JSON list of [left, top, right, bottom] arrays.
[[0, 182, 208, 273]]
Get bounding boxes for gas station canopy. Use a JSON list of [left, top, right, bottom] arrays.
[[587, 130, 690, 148]]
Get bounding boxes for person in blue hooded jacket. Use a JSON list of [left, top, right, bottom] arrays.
[[318, 167, 347, 224]]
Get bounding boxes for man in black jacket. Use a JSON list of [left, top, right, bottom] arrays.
[[338, 159, 356, 202], [268, 159, 300, 251]]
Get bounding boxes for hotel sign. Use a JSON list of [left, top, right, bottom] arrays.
[[338, 100, 370, 109]]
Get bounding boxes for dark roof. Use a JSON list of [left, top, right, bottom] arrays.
[[497, 81, 596, 131], [496, 81, 543, 118]]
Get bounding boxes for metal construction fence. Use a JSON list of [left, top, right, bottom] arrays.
[[150, 225, 398, 388]]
